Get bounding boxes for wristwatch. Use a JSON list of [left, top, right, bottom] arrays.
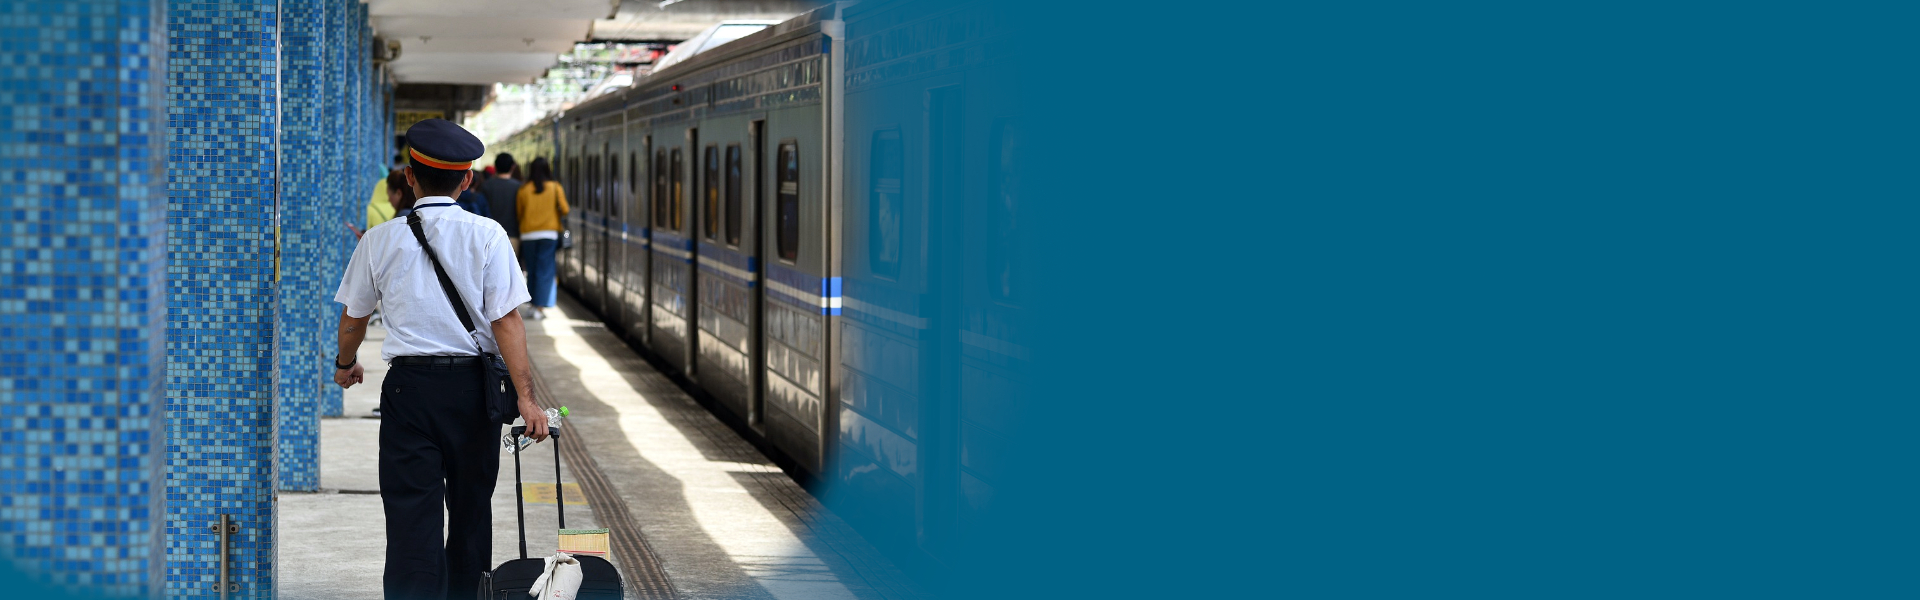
[[334, 355, 357, 370]]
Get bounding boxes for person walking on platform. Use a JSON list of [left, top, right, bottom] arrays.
[[455, 168, 492, 218], [366, 166, 396, 230], [477, 153, 522, 254], [516, 157, 568, 320], [330, 118, 551, 600]]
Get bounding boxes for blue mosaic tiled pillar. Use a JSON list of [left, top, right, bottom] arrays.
[[274, 0, 384, 490], [273, 0, 326, 493], [0, 0, 167, 596], [164, 1, 279, 597], [316, 0, 349, 419]]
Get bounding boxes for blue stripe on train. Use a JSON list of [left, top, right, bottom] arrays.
[[765, 263, 842, 315]]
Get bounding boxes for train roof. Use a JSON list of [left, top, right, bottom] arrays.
[[647, 20, 782, 74], [642, 4, 836, 82], [547, 4, 839, 126]]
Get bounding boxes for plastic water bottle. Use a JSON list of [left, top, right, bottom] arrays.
[[501, 406, 569, 454]]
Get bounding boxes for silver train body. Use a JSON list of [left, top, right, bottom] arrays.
[[492, 0, 1024, 563]]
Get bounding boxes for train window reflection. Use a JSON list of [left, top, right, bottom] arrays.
[[670, 148, 684, 231], [725, 145, 742, 246], [703, 145, 720, 241], [776, 143, 799, 262], [653, 151, 667, 228], [567, 158, 578, 211], [988, 120, 1021, 302], [869, 129, 902, 279]]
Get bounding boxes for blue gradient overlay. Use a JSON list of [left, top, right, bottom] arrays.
[[7, 0, 1920, 598]]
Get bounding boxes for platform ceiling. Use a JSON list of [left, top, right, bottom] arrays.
[[374, 0, 825, 85], [371, 0, 614, 85]]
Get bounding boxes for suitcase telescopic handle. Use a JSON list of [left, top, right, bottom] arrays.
[[509, 426, 566, 530]]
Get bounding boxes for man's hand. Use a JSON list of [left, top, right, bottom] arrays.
[[334, 362, 364, 388], [518, 398, 549, 442], [336, 308, 371, 388]]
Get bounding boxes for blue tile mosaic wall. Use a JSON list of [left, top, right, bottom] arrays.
[[274, 0, 385, 493], [0, 0, 384, 593], [0, 0, 168, 596], [272, 0, 384, 492], [272, 0, 325, 493], [163, 1, 280, 596]]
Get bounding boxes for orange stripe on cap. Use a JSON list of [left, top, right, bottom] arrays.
[[409, 147, 473, 170]]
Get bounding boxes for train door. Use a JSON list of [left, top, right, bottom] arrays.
[[648, 129, 695, 375], [613, 130, 644, 343], [648, 142, 669, 352], [561, 152, 581, 290], [749, 120, 767, 431], [561, 138, 578, 291], [760, 111, 830, 474], [631, 132, 652, 346], [683, 126, 700, 379], [920, 85, 966, 557], [558, 154, 573, 291], [592, 143, 610, 314], [693, 118, 758, 423], [578, 149, 593, 307], [607, 139, 626, 330], [601, 141, 617, 317], [582, 151, 597, 311]]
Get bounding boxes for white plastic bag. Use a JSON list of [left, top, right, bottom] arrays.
[[528, 552, 583, 599]]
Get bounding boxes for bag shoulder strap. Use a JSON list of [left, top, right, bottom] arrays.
[[406, 211, 484, 353]]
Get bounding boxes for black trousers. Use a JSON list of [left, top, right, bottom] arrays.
[[379, 361, 500, 600]]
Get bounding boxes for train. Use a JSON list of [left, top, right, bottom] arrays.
[[488, 0, 1024, 571]]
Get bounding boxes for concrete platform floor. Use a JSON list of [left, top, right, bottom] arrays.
[[278, 298, 924, 600]]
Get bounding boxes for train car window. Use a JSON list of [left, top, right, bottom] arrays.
[[988, 120, 1021, 302], [703, 145, 720, 241], [607, 149, 619, 218], [629, 152, 639, 219], [653, 150, 667, 228], [869, 129, 902, 279], [670, 148, 684, 231], [776, 142, 799, 262], [724, 144, 742, 246]]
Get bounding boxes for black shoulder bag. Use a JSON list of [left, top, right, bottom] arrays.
[[406, 211, 521, 425]]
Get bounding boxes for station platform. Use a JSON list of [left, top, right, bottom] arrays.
[[278, 294, 927, 600]]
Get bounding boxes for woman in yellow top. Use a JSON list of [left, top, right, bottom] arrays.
[[516, 157, 569, 319]]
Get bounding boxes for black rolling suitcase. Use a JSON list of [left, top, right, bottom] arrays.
[[480, 427, 624, 600]]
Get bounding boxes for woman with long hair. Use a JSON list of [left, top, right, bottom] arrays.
[[515, 157, 568, 319]]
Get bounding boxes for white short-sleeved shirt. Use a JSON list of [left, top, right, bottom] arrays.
[[335, 198, 532, 360]]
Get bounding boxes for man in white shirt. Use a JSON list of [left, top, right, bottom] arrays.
[[330, 118, 550, 600]]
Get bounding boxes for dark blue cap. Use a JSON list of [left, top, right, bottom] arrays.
[[405, 118, 483, 170]]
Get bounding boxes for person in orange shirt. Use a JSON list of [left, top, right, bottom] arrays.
[[515, 157, 568, 320]]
